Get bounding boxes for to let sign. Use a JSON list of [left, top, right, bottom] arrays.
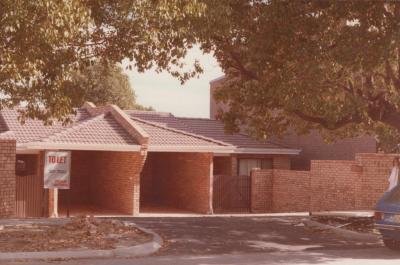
[[44, 151, 71, 189]]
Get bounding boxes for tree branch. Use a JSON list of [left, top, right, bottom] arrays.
[[385, 60, 400, 89], [212, 35, 259, 81], [291, 109, 362, 130]]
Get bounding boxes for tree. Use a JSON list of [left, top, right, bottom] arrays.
[[0, 0, 203, 123], [191, 1, 400, 149], [69, 63, 152, 110]]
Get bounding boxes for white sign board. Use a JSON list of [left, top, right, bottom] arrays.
[[44, 151, 71, 189]]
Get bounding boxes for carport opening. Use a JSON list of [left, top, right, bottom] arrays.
[[58, 150, 133, 217], [140, 152, 212, 214]]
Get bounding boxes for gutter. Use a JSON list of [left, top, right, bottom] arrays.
[[232, 148, 301, 155], [20, 143, 142, 152], [147, 145, 234, 153]]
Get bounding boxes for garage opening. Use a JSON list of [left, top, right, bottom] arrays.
[[59, 150, 140, 217], [140, 152, 212, 214]]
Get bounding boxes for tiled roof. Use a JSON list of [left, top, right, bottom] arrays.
[[177, 117, 289, 149], [130, 116, 229, 147], [127, 111, 289, 150], [0, 108, 90, 143], [0, 106, 298, 153], [40, 113, 137, 145]]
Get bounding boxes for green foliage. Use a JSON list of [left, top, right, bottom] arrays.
[[69, 62, 152, 111], [0, 0, 202, 123], [192, 1, 400, 149]]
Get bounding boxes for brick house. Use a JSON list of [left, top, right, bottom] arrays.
[[210, 77, 377, 170], [0, 102, 300, 218]]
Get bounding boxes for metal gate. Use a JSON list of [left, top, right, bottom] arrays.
[[213, 175, 251, 213], [15, 174, 46, 218]]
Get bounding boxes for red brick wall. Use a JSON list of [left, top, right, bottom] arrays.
[[250, 169, 273, 213], [250, 153, 395, 213], [58, 151, 145, 216], [59, 151, 92, 206], [0, 140, 16, 217], [213, 156, 232, 175], [310, 160, 360, 211], [273, 170, 311, 212], [273, 156, 291, 170], [355, 153, 394, 209], [90, 151, 145, 215], [141, 152, 212, 214], [140, 152, 155, 205]]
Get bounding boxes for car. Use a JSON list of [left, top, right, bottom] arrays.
[[374, 185, 400, 250]]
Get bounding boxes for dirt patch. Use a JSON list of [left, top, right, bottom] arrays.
[[311, 216, 378, 234], [0, 217, 152, 252]]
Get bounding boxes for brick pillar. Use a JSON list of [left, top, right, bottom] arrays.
[[0, 139, 16, 217], [250, 169, 273, 213], [231, 154, 238, 176]]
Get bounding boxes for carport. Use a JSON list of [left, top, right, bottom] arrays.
[[58, 150, 144, 217], [8, 104, 149, 218], [140, 152, 214, 214], [128, 116, 233, 215]]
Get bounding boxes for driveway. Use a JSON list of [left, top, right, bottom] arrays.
[[4, 216, 399, 265], [122, 216, 381, 256]]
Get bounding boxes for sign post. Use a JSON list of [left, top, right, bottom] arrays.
[[44, 151, 71, 218]]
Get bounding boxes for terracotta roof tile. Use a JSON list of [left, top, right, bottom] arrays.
[[0, 108, 90, 143], [41, 113, 137, 145], [130, 117, 228, 147], [127, 111, 289, 150]]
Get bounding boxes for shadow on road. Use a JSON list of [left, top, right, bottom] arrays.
[[125, 216, 382, 256]]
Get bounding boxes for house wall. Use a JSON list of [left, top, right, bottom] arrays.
[[89, 151, 145, 215], [0, 140, 16, 217], [141, 152, 213, 214], [213, 156, 232, 175], [275, 131, 377, 170], [214, 154, 291, 177], [59, 150, 146, 216], [59, 151, 92, 206], [210, 80, 377, 170], [250, 153, 393, 213]]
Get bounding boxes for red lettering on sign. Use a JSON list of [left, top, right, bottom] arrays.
[[48, 156, 67, 164]]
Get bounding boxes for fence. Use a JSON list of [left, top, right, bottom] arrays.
[[250, 153, 394, 213]]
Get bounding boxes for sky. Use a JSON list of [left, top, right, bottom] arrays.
[[123, 47, 223, 118]]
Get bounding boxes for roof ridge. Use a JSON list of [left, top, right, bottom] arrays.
[[130, 116, 232, 147], [0, 112, 10, 133], [40, 114, 107, 142], [125, 110, 173, 116], [177, 117, 218, 121]]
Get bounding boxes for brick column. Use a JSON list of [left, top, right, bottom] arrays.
[[250, 169, 273, 213], [0, 140, 16, 217]]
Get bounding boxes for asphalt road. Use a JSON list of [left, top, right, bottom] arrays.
[[126, 216, 381, 255], [4, 248, 400, 265], [3, 216, 400, 265]]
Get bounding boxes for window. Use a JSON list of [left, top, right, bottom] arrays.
[[15, 155, 38, 176], [238, 158, 273, 176]]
